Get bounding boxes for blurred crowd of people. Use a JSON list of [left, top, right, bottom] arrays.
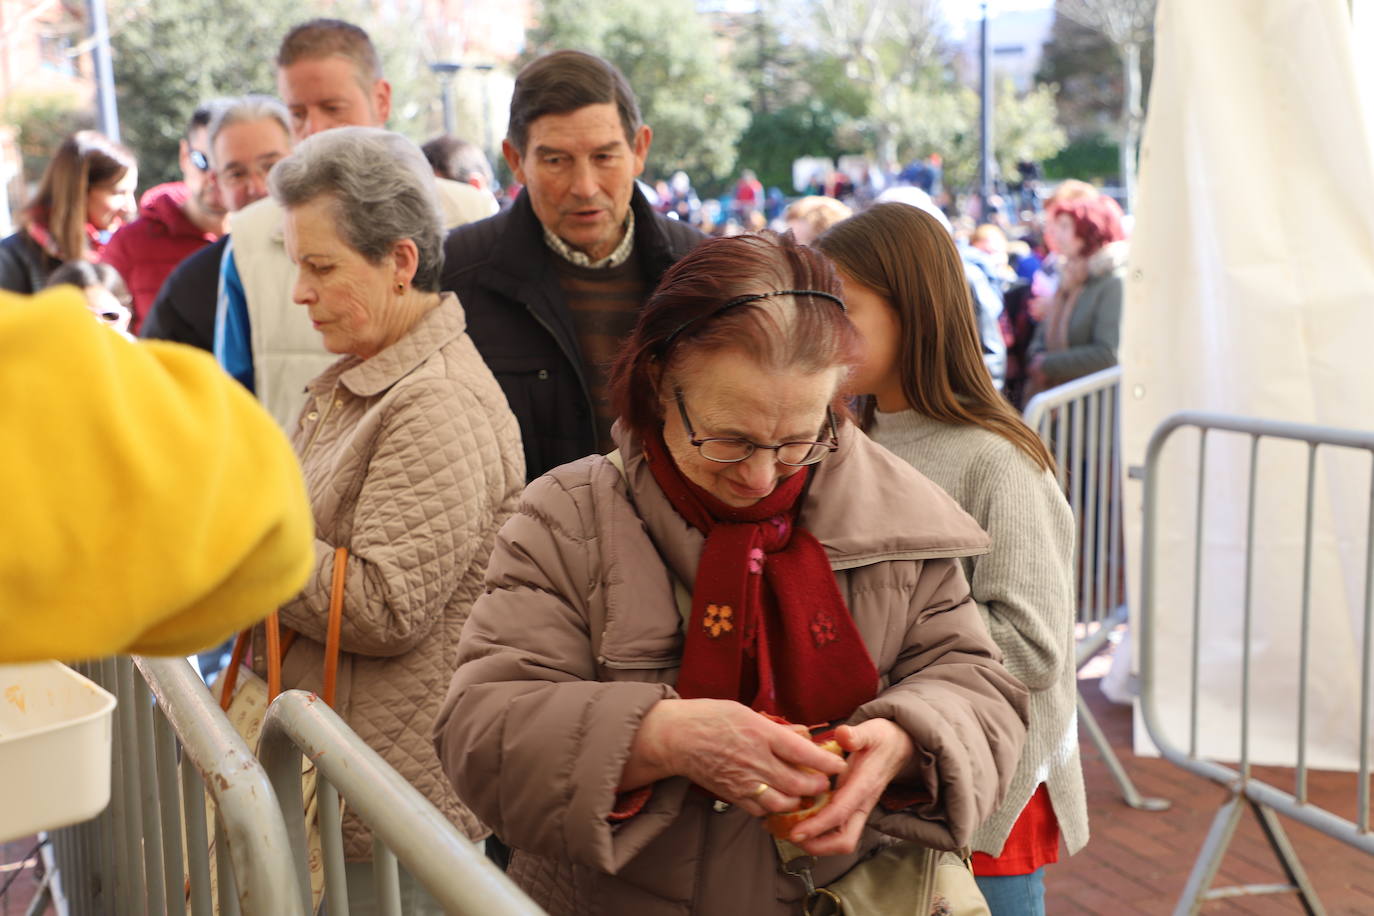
[[3, 18, 1132, 916]]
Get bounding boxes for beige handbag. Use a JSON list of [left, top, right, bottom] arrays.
[[190, 547, 349, 914], [778, 838, 990, 916]]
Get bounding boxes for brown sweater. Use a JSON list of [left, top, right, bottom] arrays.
[[552, 246, 648, 453]]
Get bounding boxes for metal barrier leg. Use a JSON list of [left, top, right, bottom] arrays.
[[1174, 791, 1331, 916], [1251, 801, 1326, 916], [1175, 793, 1246, 916], [1077, 690, 1170, 811], [23, 869, 54, 916]]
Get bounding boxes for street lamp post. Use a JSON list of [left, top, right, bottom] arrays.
[[978, 0, 994, 218], [430, 61, 460, 136], [429, 61, 496, 140], [88, 0, 120, 142]]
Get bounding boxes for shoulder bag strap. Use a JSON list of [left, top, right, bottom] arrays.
[[218, 629, 250, 711], [322, 546, 347, 706], [217, 545, 348, 709]]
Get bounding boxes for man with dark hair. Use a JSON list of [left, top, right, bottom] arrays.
[[422, 135, 496, 192], [103, 100, 229, 332], [442, 49, 704, 479], [212, 19, 496, 427]]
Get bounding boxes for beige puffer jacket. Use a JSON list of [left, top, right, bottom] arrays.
[[254, 294, 524, 861], [434, 423, 1028, 916]]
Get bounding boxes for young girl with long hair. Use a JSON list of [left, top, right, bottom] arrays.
[[818, 202, 1087, 916], [0, 130, 137, 293]]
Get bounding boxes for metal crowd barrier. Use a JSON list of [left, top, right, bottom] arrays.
[[45, 658, 547, 916], [1023, 366, 1169, 811], [49, 655, 304, 916], [1138, 411, 1374, 914], [258, 689, 546, 916]]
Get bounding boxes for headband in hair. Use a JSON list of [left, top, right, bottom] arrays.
[[659, 288, 846, 353]]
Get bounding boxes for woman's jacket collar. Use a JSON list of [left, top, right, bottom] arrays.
[[609, 417, 990, 577]]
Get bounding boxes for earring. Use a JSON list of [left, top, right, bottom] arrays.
[[395, 282, 405, 294]]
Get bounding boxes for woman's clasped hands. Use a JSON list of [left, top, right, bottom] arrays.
[[623, 699, 914, 856]]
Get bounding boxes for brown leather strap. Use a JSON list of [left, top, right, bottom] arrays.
[[219, 629, 251, 711], [220, 547, 348, 708], [264, 611, 283, 700], [322, 546, 347, 706]]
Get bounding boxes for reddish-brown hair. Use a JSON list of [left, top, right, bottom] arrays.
[[1051, 195, 1125, 258], [607, 232, 861, 438]]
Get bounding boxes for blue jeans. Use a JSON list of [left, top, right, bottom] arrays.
[[974, 868, 1045, 916]]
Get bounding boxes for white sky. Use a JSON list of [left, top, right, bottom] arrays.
[[941, 0, 1055, 17]]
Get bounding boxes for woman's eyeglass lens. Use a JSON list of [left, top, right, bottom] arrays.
[[675, 388, 837, 467]]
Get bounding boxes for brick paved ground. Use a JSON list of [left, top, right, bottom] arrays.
[[0, 834, 46, 916], [1050, 673, 1374, 915]]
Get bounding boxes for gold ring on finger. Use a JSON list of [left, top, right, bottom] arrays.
[[751, 782, 770, 798]]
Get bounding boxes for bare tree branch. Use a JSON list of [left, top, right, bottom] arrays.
[[1057, 0, 1156, 47]]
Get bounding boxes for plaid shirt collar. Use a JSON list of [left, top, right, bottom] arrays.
[[542, 209, 635, 269]]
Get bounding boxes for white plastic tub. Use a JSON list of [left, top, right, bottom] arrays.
[[0, 661, 117, 843]]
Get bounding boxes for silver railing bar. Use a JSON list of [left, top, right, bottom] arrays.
[[133, 656, 307, 916], [258, 690, 547, 916], [1296, 444, 1317, 804], [1189, 429, 1208, 760], [1360, 461, 1374, 834], [1240, 434, 1259, 778]]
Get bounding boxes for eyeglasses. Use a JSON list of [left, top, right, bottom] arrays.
[[189, 150, 210, 172], [674, 387, 839, 467]]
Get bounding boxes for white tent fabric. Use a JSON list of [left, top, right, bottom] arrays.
[[1123, 0, 1374, 768]]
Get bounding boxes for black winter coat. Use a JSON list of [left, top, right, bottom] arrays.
[[140, 235, 226, 352], [441, 188, 703, 480], [0, 230, 58, 294]]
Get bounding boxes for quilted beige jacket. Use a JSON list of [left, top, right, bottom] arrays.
[[434, 423, 1029, 916], [254, 294, 524, 860]]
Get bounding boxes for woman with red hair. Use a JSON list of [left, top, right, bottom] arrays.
[[436, 232, 1028, 916], [1024, 193, 1128, 396]]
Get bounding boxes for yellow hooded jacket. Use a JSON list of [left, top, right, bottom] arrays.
[[1, 287, 314, 662]]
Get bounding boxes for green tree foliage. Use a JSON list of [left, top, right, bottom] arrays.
[[885, 77, 1066, 191], [4, 90, 95, 188], [1036, 9, 1123, 138], [109, 0, 307, 189], [742, 0, 1066, 195], [1042, 134, 1119, 182], [810, 0, 946, 168], [108, 0, 441, 190], [733, 49, 868, 192], [525, 0, 750, 186], [1037, 3, 1155, 142]]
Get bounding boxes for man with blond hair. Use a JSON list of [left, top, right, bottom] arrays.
[[215, 19, 495, 427]]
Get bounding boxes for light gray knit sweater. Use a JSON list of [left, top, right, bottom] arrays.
[[869, 409, 1089, 858]]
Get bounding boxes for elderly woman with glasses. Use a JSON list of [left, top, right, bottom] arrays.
[[435, 232, 1028, 916], [257, 127, 524, 912]]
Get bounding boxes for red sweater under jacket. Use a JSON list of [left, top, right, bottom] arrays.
[[102, 182, 219, 332]]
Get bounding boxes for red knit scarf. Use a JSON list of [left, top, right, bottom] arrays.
[[643, 432, 878, 724]]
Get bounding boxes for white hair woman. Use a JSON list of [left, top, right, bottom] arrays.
[[260, 127, 524, 913]]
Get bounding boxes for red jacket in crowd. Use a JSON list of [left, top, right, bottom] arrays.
[[102, 182, 219, 333]]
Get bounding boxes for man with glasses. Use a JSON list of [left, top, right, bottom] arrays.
[[104, 100, 230, 333], [142, 97, 293, 353]]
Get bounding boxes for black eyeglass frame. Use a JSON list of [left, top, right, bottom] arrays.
[[674, 387, 839, 467]]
